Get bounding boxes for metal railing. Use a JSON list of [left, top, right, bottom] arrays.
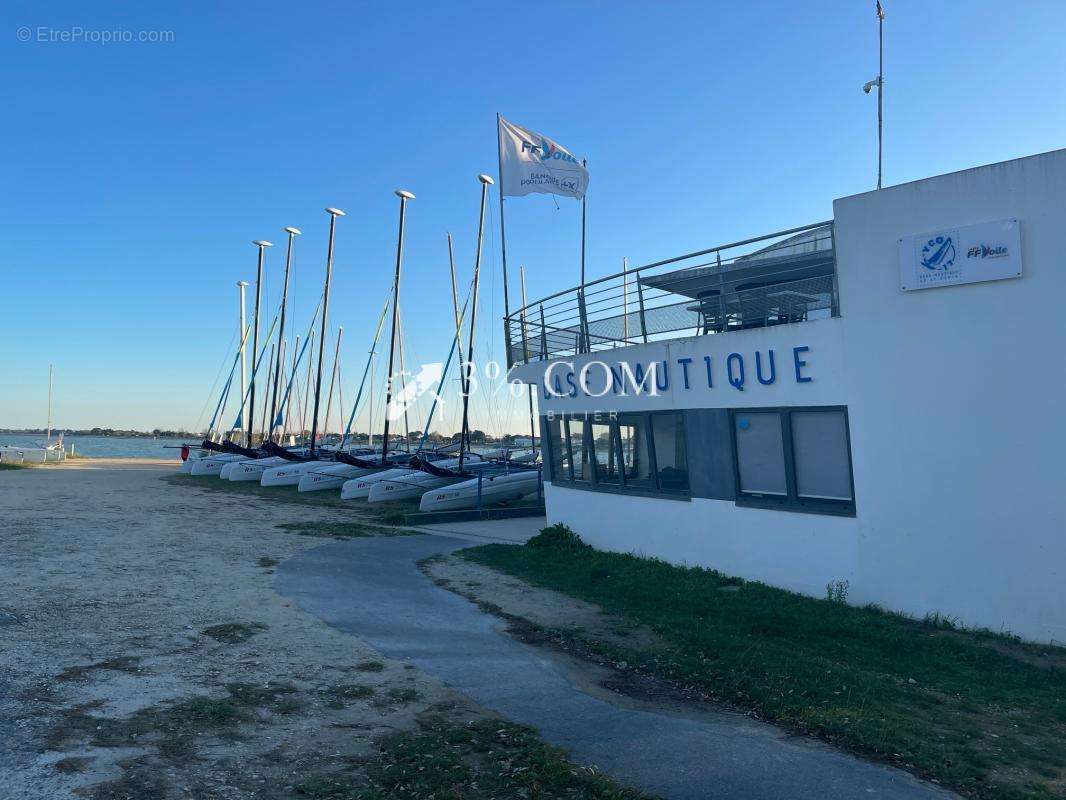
[[506, 221, 838, 366]]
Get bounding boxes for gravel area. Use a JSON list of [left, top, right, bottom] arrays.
[[0, 460, 477, 799]]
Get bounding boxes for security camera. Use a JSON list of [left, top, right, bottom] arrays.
[[863, 77, 882, 94]]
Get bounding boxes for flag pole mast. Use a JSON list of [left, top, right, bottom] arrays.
[[877, 0, 885, 190], [496, 113, 513, 367]]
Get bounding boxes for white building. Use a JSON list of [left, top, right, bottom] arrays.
[[509, 148, 1066, 644]]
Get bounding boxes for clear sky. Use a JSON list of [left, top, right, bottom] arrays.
[[3, 0, 1063, 435]]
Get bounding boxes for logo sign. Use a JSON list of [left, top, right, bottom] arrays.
[[899, 219, 1021, 291]]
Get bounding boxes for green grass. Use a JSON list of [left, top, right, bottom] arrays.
[[0, 462, 27, 470], [462, 526, 1066, 800], [295, 715, 650, 799]]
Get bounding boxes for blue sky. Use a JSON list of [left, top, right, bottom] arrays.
[[2, 0, 1063, 435]]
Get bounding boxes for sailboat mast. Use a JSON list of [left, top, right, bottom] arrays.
[[46, 364, 53, 443], [380, 189, 415, 464], [309, 209, 344, 454], [269, 227, 300, 443], [459, 174, 494, 471], [248, 240, 273, 446], [447, 232, 467, 406]]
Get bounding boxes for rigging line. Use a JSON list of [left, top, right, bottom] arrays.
[[270, 297, 323, 434], [340, 293, 390, 449], [194, 324, 240, 435]]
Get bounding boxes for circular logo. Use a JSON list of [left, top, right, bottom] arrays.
[[16, 26, 31, 42], [920, 235, 956, 271]]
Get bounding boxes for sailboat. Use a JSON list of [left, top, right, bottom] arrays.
[[1, 365, 65, 465]]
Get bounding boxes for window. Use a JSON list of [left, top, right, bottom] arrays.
[[734, 412, 787, 496], [791, 410, 854, 502], [618, 414, 653, 489], [651, 413, 690, 493], [542, 412, 690, 499], [546, 418, 569, 482], [565, 417, 591, 482], [732, 407, 854, 515], [590, 422, 620, 485]]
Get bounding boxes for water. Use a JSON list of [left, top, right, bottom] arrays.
[[0, 435, 191, 459]]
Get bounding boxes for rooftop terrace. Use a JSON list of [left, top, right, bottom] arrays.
[[506, 221, 839, 367]]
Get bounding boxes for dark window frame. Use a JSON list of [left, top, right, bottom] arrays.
[[730, 405, 856, 517], [543, 411, 691, 501]]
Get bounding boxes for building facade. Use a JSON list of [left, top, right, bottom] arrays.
[[509, 148, 1066, 643]]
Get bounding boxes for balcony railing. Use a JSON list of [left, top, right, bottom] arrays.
[[506, 221, 838, 367]]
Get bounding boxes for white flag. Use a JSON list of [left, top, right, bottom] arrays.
[[498, 116, 589, 199]]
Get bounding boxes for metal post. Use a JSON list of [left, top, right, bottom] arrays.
[[717, 251, 726, 333], [622, 257, 629, 344], [309, 209, 344, 454], [381, 190, 414, 464], [269, 227, 300, 442], [577, 290, 590, 354], [636, 274, 649, 344], [476, 471, 483, 511], [458, 175, 494, 473], [248, 240, 272, 445], [539, 305, 548, 360], [520, 268, 536, 455], [237, 280, 249, 432], [495, 113, 513, 368]]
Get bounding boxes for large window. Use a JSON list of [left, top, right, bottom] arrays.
[[651, 413, 690, 494], [545, 412, 689, 498], [732, 407, 854, 515]]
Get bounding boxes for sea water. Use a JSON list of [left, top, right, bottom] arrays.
[[0, 435, 191, 459]]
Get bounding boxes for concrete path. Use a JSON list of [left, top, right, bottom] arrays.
[[276, 535, 954, 800]]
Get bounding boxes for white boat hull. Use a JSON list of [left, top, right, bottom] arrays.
[[227, 456, 286, 481], [190, 454, 242, 476], [339, 467, 415, 501], [261, 459, 327, 487], [298, 463, 375, 493], [367, 471, 455, 503], [418, 470, 541, 513]]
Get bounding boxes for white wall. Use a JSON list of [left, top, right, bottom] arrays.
[[835, 149, 1066, 643], [518, 148, 1066, 643]]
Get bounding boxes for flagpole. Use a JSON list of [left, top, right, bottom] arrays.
[[496, 113, 513, 367], [877, 0, 884, 190]]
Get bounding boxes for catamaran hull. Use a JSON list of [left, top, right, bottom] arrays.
[[339, 467, 416, 501], [297, 463, 375, 493], [367, 472, 455, 503], [418, 471, 541, 513], [260, 460, 326, 487], [227, 456, 287, 481], [190, 455, 242, 476]]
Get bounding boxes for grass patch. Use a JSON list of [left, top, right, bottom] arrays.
[[322, 683, 375, 709], [276, 521, 417, 539], [258, 555, 280, 568], [295, 714, 649, 799], [202, 622, 267, 644], [354, 660, 385, 672], [462, 526, 1066, 800], [56, 656, 141, 683], [0, 462, 26, 470]]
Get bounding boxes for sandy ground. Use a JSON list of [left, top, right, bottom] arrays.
[[0, 460, 480, 800]]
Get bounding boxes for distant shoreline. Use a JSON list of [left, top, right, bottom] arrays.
[[0, 430, 201, 439]]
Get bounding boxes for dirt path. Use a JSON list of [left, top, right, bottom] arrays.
[[0, 461, 478, 799]]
